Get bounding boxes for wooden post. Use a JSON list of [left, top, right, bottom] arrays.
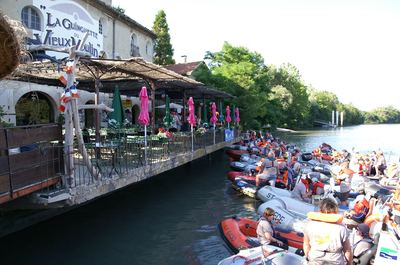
[[64, 104, 74, 186], [182, 90, 187, 127], [149, 80, 156, 133]]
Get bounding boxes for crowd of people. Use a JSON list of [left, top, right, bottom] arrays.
[[236, 130, 400, 264]]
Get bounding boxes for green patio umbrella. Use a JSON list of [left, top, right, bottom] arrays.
[[110, 86, 125, 127], [163, 95, 173, 127], [202, 101, 208, 125]]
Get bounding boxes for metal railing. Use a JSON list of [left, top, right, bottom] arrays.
[[71, 128, 239, 186]]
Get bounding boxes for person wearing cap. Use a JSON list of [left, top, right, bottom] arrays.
[[335, 174, 351, 206], [352, 223, 373, 258], [256, 208, 286, 256]]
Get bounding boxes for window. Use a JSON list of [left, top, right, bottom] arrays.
[[130, 33, 139, 57], [21, 6, 41, 30], [99, 19, 103, 34], [146, 41, 153, 56]]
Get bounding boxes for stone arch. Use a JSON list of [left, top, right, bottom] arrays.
[[15, 91, 57, 126]]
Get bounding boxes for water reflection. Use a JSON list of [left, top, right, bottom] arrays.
[[0, 124, 399, 265]]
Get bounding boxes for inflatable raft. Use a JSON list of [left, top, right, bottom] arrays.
[[218, 216, 304, 253], [217, 246, 304, 265]]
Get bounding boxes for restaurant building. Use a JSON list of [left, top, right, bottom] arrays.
[[0, 0, 156, 126]]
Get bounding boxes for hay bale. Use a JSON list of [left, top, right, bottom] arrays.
[[0, 11, 23, 79]]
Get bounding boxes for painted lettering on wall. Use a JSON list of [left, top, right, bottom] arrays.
[[28, 0, 103, 58]]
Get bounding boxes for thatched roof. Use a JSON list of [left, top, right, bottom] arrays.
[[0, 12, 21, 79], [11, 57, 234, 99]]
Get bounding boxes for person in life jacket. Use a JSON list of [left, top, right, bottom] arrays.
[[352, 223, 373, 259], [256, 207, 287, 257], [291, 174, 314, 203], [344, 194, 371, 224], [275, 166, 291, 190], [312, 177, 325, 195], [303, 198, 353, 265]]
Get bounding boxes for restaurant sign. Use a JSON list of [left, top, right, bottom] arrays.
[[28, 0, 103, 57]]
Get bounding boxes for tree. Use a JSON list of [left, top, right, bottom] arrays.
[[364, 106, 400, 124], [309, 89, 340, 122], [269, 64, 311, 128], [204, 42, 270, 129], [152, 10, 175, 65]]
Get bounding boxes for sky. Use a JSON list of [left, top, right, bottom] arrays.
[[113, 0, 400, 111]]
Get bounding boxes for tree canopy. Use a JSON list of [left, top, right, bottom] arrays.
[[189, 41, 399, 129], [152, 10, 175, 65]]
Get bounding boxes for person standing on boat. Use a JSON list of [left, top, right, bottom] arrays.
[[303, 198, 353, 265], [256, 207, 286, 256], [352, 223, 373, 259]]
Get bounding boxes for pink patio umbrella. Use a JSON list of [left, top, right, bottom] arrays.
[[226, 105, 231, 129], [187, 97, 196, 152], [235, 107, 240, 125], [138, 86, 150, 163], [210, 102, 217, 144]]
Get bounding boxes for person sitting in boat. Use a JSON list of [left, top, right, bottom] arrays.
[[256, 151, 278, 188], [275, 166, 292, 190], [291, 174, 313, 203], [256, 207, 287, 257], [290, 156, 302, 177], [312, 177, 325, 196], [344, 194, 373, 225], [352, 223, 373, 260], [303, 198, 353, 265]]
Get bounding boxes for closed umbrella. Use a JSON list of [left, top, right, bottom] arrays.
[[187, 97, 196, 152], [110, 87, 125, 127], [163, 95, 173, 128], [235, 107, 240, 125], [226, 105, 231, 129], [210, 102, 217, 144], [138, 86, 150, 164]]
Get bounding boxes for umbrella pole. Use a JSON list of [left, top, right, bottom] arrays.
[[144, 125, 147, 165], [213, 124, 216, 144], [191, 125, 194, 152], [228, 123, 230, 129]]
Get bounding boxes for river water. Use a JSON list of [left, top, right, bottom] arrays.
[[0, 124, 399, 265]]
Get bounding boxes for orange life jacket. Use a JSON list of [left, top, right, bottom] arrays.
[[307, 212, 344, 224], [276, 170, 289, 186], [354, 198, 370, 214]]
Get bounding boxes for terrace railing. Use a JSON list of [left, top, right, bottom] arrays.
[[72, 128, 239, 186], [0, 124, 64, 204], [0, 124, 240, 203]]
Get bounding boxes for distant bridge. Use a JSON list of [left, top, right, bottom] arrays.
[[313, 120, 337, 128]]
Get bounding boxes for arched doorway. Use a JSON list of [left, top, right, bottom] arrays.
[[15, 91, 55, 126]]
